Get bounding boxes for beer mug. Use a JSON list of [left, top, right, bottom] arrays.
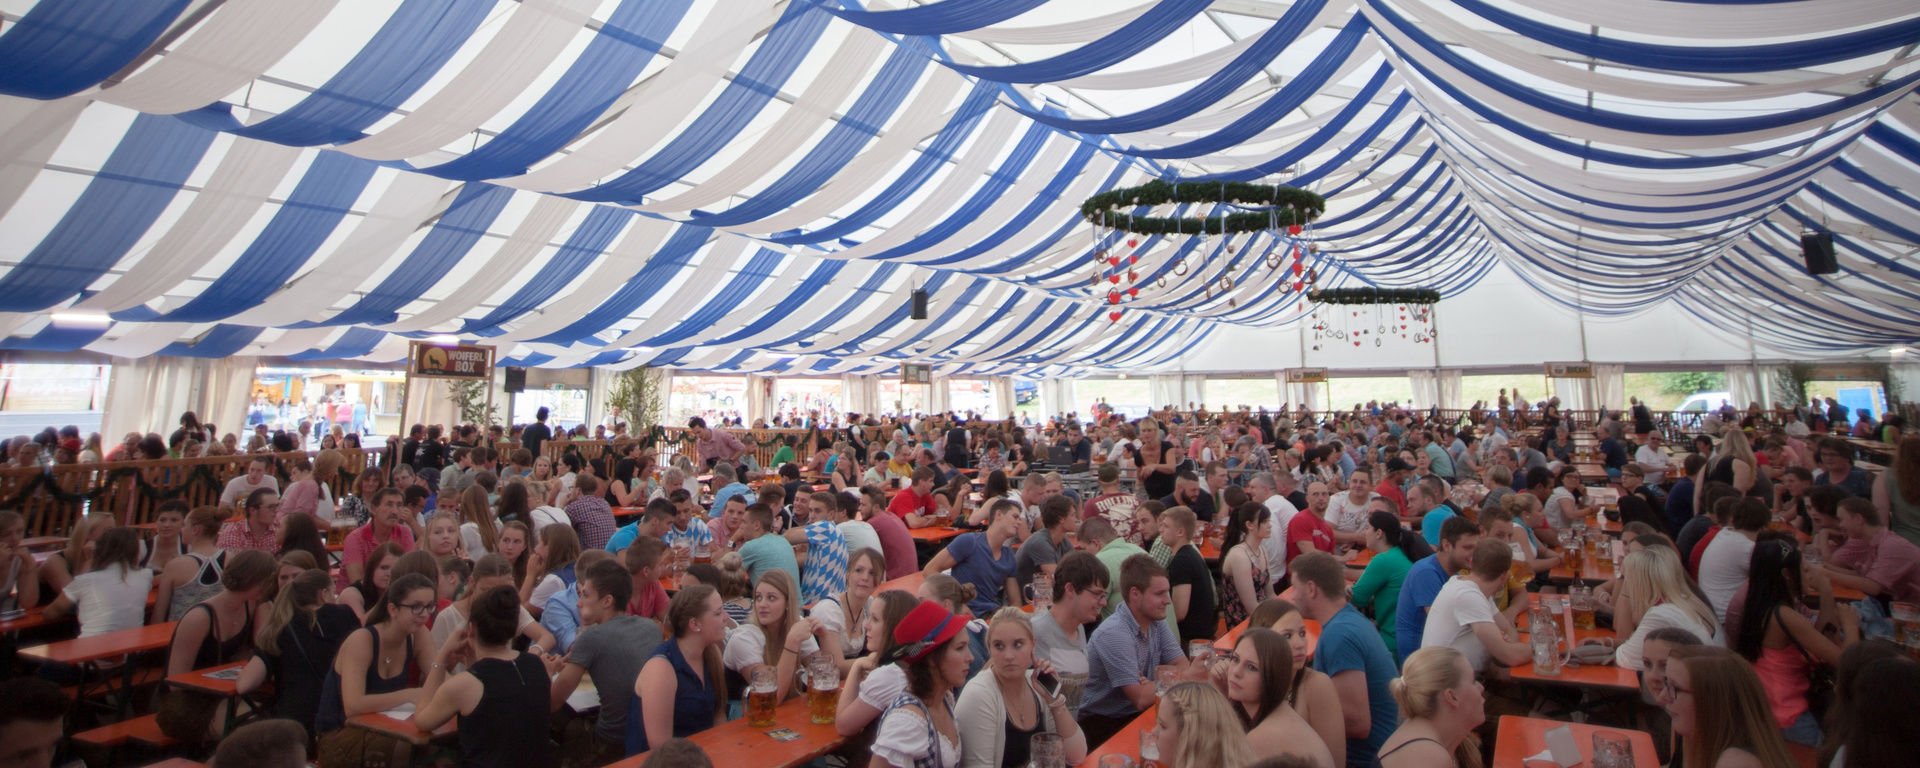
[[806, 654, 838, 725], [1187, 641, 1214, 674], [1153, 664, 1178, 698], [1571, 586, 1597, 631], [1139, 727, 1163, 768], [1097, 756, 1135, 768], [1058, 672, 1089, 712], [1026, 575, 1053, 611], [1591, 732, 1635, 768], [1028, 733, 1065, 768], [747, 667, 778, 727]]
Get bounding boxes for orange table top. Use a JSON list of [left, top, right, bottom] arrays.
[[1509, 654, 1639, 690], [0, 607, 65, 634], [877, 572, 925, 596], [21, 621, 176, 665], [1491, 716, 1658, 768], [1198, 540, 1220, 561], [1077, 704, 1156, 768], [21, 535, 66, 550], [1547, 557, 1615, 583], [611, 695, 845, 768], [907, 525, 965, 543], [1347, 548, 1376, 569], [348, 713, 453, 746], [166, 661, 247, 697], [1213, 617, 1321, 657]]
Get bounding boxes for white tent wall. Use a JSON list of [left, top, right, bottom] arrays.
[[102, 356, 256, 446], [1592, 365, 1626, 411], [1437, 370, 1464, 410], [927, 376, 950, 414], [1038, 379, 1077, 418], [401, 378, 461, 435], [990, 376, 1015, 418], [1408, 370, 1438, 409]]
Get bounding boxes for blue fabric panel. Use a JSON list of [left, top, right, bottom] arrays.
[[858, 119, 1054, 260], [639, 248, 786, 346], [749, 261, 902, 349], [159, 151, 380, 322], [1445, 0, 1920, 74], [568, 2, 831, 203], [421, 0, 694, 180], [0, 113, 216, 312], [688, 47, 929, 227], [1017, 0, 1333, 134], [0, 324, 108, 352], [945, 0, 1213, 83], [1372, 2, 1920, 138], [828, 0, 1049, 34], [316, 183, 515, 326], [914, 140, 1097, 265], [499, 352, 557, 367], [0, 0, 189, 99], [1318, 121, 1429, 198], [287, 328, 386, 360], [704, 259, 849, 344], [975, 160, 1132, 276], [1191, 69, 1400, 181], [526, 222, 713, 344], [821, 273, 952, 355], [859, 277, 985, 355], [571, 351, 628, 368], [230, 0, 495, 146], [462, 206, 636, 335], [157, 324, 263, 357], [767, 81, 997, 245]]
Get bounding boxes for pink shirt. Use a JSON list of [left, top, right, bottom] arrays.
[[217, 519, 279, 554], [866, 511, 918, 579], [695, 430, 748, 465], [1832, 528, 1920, 603], [341, 522, 416, 585]]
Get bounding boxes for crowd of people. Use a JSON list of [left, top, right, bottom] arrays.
[[3, 396, 1919, 768]]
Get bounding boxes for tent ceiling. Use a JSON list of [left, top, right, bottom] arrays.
[[0, 0, 1915, 374]]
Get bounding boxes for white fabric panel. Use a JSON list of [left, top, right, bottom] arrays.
[[635, 31, 891, 214], [1724, 365, 1758, 409], [991, 376, 1015, 419], [745, 374, 771, 424], [204, 357, 258, 435], [508, 1, 781, 192], [97, 0, 341, 114], [1182, 376, 1204, 409], [587, 367, 613, 426], [87, 322, 195, 359], [813, 109, 1022, 259], [0, 95, 88, 219], [1436, 369, 1463, 410], [383, 195, 577, 332], [927, 375, 950, 414], [723, 70, 965, 234], [658, 258, 886, 350], [80, 138, 304, 311], [225, 171, 454, 325], [1408, 369, 1437, 409], [1753, 365, 1786, 409], [100, 356, 255, 445], [935, 154, 1125, 271], [1057, 28, 1267, 90], [594, 237, 753, 349], [951, 1, 1153, 44], [339, 0, 599, 161], [1551, 377, 1592, 412], [1592, 364, 1626, 412], [401, 377, 461, 433], [1519, 0, 1917, 38], [886, 137, 1079, 264], [490, 214, 683, 342]]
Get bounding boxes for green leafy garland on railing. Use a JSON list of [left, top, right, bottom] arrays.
[[1080, 180, 1326, 236], [1307, 287, 1441, 305], [2, 457, 365, 511]]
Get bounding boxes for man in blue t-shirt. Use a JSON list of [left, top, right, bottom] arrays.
[[736, 503, 801, 587], [921, 499, 1024, 616], [1295, 551, 1399, 767], [1395, 517, 1482, 663], [1407, 482, 1456, 548]]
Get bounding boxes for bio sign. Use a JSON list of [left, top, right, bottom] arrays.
[[411, 342, 495, 380]]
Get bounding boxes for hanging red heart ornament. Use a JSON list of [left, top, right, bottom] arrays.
[[1127, 287, 1139, 297], [1107, 291, 1120, 304], [1354, 341, 1361, 347], [1109, 274, 1120, 284], [1107, 256, 1120, 267], [1294, 281, 1304, 291], [1108, 311, 1122, 322], [1291, 263, 1303, 276], [1289, 225, 1303, 235], [1127, 238, 1138, 247], [1127, 271, 1138, 282], [1128, 254, 1139, 264]]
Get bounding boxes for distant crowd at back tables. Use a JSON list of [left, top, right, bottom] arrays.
[[3, 389, 1918, 768]]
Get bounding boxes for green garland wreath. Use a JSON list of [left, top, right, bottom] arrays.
[[1307, 287, 1441, 305], [1081, 179, 1325, 236]]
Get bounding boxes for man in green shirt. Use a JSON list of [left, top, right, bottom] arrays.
[[1080, 517, 1145, 620]]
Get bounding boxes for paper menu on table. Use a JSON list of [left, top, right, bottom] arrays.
[[379, 702, 416, 719]]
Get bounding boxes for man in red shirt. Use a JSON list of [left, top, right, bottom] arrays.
[[887, 467, 941, 527], [1374, 457, 1411, 516], [1285, 481, 1336, 565]]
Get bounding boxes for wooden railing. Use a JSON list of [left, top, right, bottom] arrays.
[[0, 448, 382, 538]]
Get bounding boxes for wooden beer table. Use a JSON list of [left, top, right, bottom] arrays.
[[1077, 704, 1157, 768], [610, 696, 846, 768], [22, 622, 178, 717], [1491, 716, 1658, 768], [1213, 617, 1320, 657], [907, 525, 965, 543], [347, 712, 455, 746], [877, 572, 925, 596]]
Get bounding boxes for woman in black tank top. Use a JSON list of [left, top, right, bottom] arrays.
[[413, 585, 551, 768]]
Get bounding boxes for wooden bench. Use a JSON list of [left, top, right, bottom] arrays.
[[61, 666, 167, 701], [74, 713, 178, 750]]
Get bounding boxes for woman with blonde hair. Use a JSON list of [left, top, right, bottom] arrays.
[[1247, 598, 1345, 766], [835, 590, 922, 737], [1659, 645, 1796, 768], [954, 608, 1087, 767], [711, 551, 755, 625], [1153, 681, 1256, 768], [1375, 646, 1485, 768], [38, 511, 116, 598], [1613, 546, 1719, 671], [1698, 429, 1762, 512], [456, 485, 500, 556], [723, 569, 820, 703]]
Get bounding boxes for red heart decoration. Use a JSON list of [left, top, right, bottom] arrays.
[[1107, 291, 1120, 304], [1107, 274, 1119, 284], [1109, 311, 1122, 322], [1292, 263, 1303, 276], [1107, 256, 1120, 267], [1127, 238, 1138, 247], [1127, 271, 1138, 282], [1354, 341, 1361, 347], [1127, 287, 1139, 297], [1295, 282, 1305, 291], [1289, 224, 1303, 235], [1401, 324, 1407, 329], [1128, 254, 1139, 264]]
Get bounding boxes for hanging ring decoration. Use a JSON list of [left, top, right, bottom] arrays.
[[1305, 287, 1441, 305], [1173, 259, 1190, 277], [1082, 179, 1325, 236]]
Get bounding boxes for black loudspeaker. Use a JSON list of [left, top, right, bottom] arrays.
[[503, 367, 526, 393], [910, 289, 928, 320], [1801, 232, 1837, 275]]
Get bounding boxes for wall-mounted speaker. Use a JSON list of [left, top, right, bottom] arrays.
[[1801, 232, 1837, 275], [910, 289, 928, 320], [503, 367, 526, 393]]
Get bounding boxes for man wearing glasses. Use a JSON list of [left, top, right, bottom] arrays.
[[1031, 551, 1110, 687], [218, 488, 284, 553]]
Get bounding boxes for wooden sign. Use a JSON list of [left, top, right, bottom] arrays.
[[410, 342, 494, 380], [1544, 362, 1593, 378], [900, 363, 933, 385], [1287, 368, 1328, 383]]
